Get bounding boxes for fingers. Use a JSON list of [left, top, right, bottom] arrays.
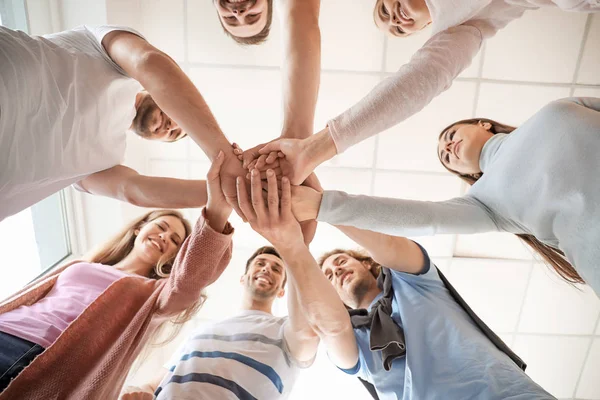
[[266, 169, 279, 220], [245, 167, 283, 180], [236, 177, 255, 222], [258, 141, 282, 155], [280, 177, 292, 217], [250, 169, 268, 220], [254, 154, 268, 169], [302, 172, 323, 192], [265, 151, 280, 164], [207, 150, 225, 181]]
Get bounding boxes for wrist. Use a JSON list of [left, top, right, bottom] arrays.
[[277, 241, 310, 260], [307, 126, 337, 164]]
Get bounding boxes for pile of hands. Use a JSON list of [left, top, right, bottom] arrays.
[[214, 138, 324, 249]]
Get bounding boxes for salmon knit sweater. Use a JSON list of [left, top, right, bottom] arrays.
[[0, 209, 233, 399]]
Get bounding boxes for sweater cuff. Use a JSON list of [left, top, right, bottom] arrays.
[[326, 119, 347, 154], [200, 207, 234, 237], [317, 190, 348, 225]]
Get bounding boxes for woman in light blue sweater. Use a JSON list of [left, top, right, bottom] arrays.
[[292, 97, 600, 296]]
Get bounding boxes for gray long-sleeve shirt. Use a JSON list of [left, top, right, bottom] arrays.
[[318, 98, 600, 296]]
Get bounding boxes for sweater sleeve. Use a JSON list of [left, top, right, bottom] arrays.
[[562, 97, 600, 112], [326, 24, 484, 153], [155, 208, 234, 316], [317, 190, 501, 237]]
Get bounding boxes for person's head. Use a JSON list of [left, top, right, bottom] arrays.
[[87, 209, 192, 279], [318, 249, 381, 309], [131, 91, 188, 142], [373, 0, 432, 37], [241, 246, 287, 301], [437, 118, 512, 182], [213, 0, 274, 45], [436, 118, 584, 286]]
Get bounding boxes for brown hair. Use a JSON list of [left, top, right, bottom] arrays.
[[317, 249, 381, 281], [85, 209, 205, 345], [438, 119, 584, 285], [245, 246, 287, 287], [216, 0, 274, 45]]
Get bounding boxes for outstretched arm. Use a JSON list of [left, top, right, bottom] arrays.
[[239, 0, 322, 169], [237, 170, 359, 370], [77, 165, 207, 209], [102, 30, 247, 216], [292, 187, 510, 238]]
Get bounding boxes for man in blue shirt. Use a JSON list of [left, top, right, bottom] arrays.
[[236, 169, 554, 400]]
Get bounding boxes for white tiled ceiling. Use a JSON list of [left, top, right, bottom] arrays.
[[61, 2, 599, 399]]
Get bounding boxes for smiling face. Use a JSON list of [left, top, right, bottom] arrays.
[[321, 253, 378, 309], [131, 92, 187, 142], [241, 253, 286, 300], [133, 215, 187, 267], [438, 121, 495, 176], [213, 0, 269, 38], [373, 0, 432, 37]]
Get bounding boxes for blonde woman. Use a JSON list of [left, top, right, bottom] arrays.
[[0, 152, 234, 399]]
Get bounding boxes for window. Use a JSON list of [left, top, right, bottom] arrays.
[[0, 0, 71, 299], [0, 0, 28, 31], [0, 193, 71, 298]]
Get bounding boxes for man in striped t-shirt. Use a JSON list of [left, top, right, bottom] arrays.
[[122, 246, 317, 399]]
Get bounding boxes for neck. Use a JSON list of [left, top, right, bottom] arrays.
[[112, 251, 153, 277], [356, 286, 382, 310], [240, 293, 274, 314]]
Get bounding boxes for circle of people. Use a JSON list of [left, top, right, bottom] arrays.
[[0, 0, 598, 399]]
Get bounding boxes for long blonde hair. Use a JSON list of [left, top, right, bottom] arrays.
[[85, 209, 206, 345], [438, 119, 584, 285]]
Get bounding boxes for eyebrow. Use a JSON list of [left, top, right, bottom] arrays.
[[162, 221, 182, 243], [223, 13, 260, 27]]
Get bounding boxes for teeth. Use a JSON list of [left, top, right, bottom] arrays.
[[400, 8, 409, 19]]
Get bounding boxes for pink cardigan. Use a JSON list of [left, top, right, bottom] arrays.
[[0, 210, 233, 400]]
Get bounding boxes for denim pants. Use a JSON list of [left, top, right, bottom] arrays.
[[0, 331, 45, 392]]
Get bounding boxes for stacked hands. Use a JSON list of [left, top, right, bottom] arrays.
[[213, 138, 325, 248]]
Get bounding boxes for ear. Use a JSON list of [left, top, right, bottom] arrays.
[[361, 260, 372, 271], [277, 288, 286, 298], [134, 229, 140, 236], [479, 121, 492, 131], [240, 275, 245, 285]]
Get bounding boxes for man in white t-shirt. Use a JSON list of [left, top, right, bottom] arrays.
[[0, 25, 246, 221], [121, 246, 318, 399]]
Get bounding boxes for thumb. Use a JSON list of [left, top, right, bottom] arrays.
[[208, 150, 225, 181], [258, 140, 284, 155]]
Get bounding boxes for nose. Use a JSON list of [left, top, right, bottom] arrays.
[[445, 141, 454, 153], [232, 4, 247, 14], [334, 266, 344, 277], [390, 12, 402, 26]]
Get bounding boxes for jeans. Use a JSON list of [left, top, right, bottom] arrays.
[[0, 331, 45, 392]]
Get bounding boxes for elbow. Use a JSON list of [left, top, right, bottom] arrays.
[[120, 178, 147, 208], [132, 49, 176, 82]]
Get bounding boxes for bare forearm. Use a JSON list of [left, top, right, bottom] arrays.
[[280, 245, 347, 331], [136, 52, 231, 160], [278, 243, 357, 368], [129, 176, 208, 208], [334, 225, 424, 274], [280, 0, 321, 139]]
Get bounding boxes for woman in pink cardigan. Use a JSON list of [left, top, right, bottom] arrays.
[[239, 0, 598, 184], [0, 151, 234, 400]]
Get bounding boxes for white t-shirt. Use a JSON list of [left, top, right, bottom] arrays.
[[156, 311, 312, 400], [0, 25, 143, 221]]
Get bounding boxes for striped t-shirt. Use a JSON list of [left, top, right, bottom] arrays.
[[156, 310, 308, 399]]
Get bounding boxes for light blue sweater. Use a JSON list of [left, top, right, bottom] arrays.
[[318, 98, 600, 296]]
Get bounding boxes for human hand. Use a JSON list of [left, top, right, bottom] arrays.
[[291, 183, 323, 223], [205, 151, 232, 231], [298, 173, 322, 246], [119, 386, 154, 400], [232, 141, 283, 170], [237, 169, 305, 251], [219, 148, 251, 221]]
